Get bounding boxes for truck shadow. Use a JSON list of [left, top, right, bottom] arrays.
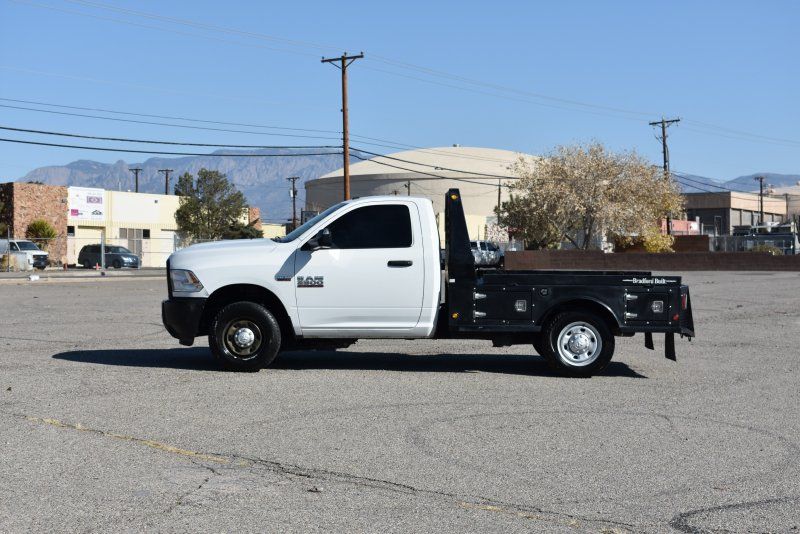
[[52, 348, 646, 378]]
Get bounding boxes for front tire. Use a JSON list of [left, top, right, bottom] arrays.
[[541, 311, 614, 377], [209, 301, 282, 371]]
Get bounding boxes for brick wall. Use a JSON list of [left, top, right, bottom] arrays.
[[505, 249, 800, 271], [3, 183, 68, 263], [248, 207, 262, 230]]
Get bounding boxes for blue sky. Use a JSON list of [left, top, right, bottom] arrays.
[[1, 0, 798, 182]]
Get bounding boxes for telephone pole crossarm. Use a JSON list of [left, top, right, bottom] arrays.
[[321, 52, 364, 201], [649, 117, 681, 234], [158, 169, 173, 195]]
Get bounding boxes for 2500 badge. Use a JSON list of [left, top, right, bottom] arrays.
[[297, 276, 324, 288]]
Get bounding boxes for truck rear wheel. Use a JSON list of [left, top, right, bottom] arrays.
[[541, 311, 614, 377], [209, 301, 282, 371]]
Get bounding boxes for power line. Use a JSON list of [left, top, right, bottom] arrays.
[[350, 153, 513, 188], [12, 0, 795, 149], [351, 147, 518, 179], [0, 97, 518, 163], [0, 97, 340, 135], [0, 125, 340, 149], [0, 137, 342, 157], [0, 104, 342, 140]]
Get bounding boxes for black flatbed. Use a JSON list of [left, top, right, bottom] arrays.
[[442, 189, 695, 362]]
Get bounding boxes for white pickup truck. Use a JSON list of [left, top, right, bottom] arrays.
[[162, 189, 694, 376]]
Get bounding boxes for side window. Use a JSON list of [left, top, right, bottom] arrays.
[[10, 242, 19, 251], [327, 204, 412, 249]]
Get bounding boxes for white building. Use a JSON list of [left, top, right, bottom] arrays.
[[305, 146, 537, 240]]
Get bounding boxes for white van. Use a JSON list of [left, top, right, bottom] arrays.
[[0, 239, 49, 270]]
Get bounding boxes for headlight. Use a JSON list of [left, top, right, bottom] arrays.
[[170, 269, 204, 293]]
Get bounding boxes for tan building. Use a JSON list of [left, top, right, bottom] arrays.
[[2, 182, 283, 268], [684, 191, 786, 234], [305, 146, 537, 241]]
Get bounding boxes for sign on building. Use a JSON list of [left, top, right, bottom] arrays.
[[68, 187, 106, 221]]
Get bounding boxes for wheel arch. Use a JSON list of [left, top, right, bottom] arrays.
[[200, 283, 294, 341], [539, 298, 621, 335]]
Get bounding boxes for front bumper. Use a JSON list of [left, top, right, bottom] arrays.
[[162, 298, 206, 346], [32, 255, 48, 268]]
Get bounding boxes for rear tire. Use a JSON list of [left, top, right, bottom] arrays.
[[540, 311, 614, 377], [209, 301, 282, 372]]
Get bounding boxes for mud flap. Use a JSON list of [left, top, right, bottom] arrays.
[[665, 333, 676, 361], [644, 332, 654, 350]]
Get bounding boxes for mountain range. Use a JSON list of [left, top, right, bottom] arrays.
[[13, 151, 800, 215], [16, 149, 345, 221]]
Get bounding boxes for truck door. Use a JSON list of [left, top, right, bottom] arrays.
[[294, 202, 425, 336]]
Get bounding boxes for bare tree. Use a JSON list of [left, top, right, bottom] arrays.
[[500, 143, 683, 250]]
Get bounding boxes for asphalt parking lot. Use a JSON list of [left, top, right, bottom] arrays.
[[1, 272, 799, 533]]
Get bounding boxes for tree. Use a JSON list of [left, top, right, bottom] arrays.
[[25, 219, 58, 251], [499, 143, 684, 250], [221, 222, 264, 240], [174, 169, 249, 240]]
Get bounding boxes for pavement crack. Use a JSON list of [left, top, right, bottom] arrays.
[[669, 495, 800, 533], [14, 412, 643, 530]]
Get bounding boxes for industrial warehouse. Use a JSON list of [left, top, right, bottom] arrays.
[[305, 145, 534, 241]]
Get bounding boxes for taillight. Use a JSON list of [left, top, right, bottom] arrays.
[[681, 293, 688, 310]]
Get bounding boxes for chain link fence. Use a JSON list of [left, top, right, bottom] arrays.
[[1, 235, 222, 271], [711, 235, 799, 255]]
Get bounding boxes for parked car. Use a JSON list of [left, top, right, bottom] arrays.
[[78, 244, 141, 269], [0, 239, 49, 270]]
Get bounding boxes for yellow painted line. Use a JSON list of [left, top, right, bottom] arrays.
[[459, 501, 594, 529], [26, 416, 230, 464], [0, 276, 164, 285]]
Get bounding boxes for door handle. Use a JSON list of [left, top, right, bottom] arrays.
[[387, 260, 413, 267]]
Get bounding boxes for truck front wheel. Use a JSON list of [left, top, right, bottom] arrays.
[[209, 301, 282, 371], [541, 311, 614, 377]]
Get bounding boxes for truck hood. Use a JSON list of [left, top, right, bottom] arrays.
[[168, 238, 287, 274]]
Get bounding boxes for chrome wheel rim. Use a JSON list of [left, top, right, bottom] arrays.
[[556, 321, 601, 367], [223, 320, 263, 359]]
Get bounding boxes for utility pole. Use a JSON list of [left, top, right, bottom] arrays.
[[287, 176, 299, 230], [158, 169, 173, 195], [404, 180, 411, 196], [649, 117, 681, 234], [755, 175, 765, 224], [321, 52, 364, 201], [496, 179, 502, 226], [129, 167, 142, 193]]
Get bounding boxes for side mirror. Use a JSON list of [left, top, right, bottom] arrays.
[[318, 228, 332, 248], [305, 228, 332, 251]]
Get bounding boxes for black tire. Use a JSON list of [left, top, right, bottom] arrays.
[[208, 301, 282, 372], [540, 311, 614, 377], [112, 259, 122, 269]]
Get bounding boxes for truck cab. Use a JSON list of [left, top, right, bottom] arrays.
[[162, 189, 694, 376]]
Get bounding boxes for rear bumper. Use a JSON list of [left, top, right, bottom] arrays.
[[162, 298, 206, 346]]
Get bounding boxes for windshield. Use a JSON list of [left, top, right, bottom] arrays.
[[273, 202, 347, 243], [15, 241, 42, 251], [107, 246, 132, 254]]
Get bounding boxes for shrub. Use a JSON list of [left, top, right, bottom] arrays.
[[750, 244, 782, 256], [25, 219, 58, 251]]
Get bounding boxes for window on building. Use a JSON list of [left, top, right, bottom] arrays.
[[326, 205, 412, 249], [143, 229, 150, 239], [67, 226, 75, 237]]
